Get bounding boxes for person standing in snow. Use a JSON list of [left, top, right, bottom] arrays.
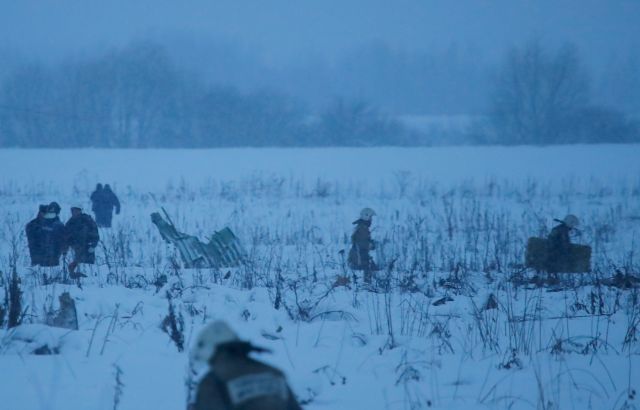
[[348, 207, 378, 282], [25, 204, 48, 266], [90, 183, 121, 228], [38, 202, 66, 267], [90, 183, 103, 213], [64, 206, 99, 278], [546, 214, 580, 273], [190, 320, 301, 410]]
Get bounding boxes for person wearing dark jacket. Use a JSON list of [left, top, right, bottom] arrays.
[[90, 183, 121, 228], [38, 202, 65, 267], [190, 321, 301, 410], [348, 207, 378, 282], [64, 206, 100, 278], [546, 214, 580, 273], [26, 204, 48, 266], [90, 183, 103, 211]]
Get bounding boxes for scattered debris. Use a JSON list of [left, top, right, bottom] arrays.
[[332, 275, 351, 288], [49, 292, 79, 330], [260, 331, 281, 341], [525, 237, 591, 273], [151, 208, 246, 269], [498, 350, 523, 370], [484, 293, 498, 310], [33, 344, 60, 355], [432, 296, 454, 306], [602, 272, 640, 289]]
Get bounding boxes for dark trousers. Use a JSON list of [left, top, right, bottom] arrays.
[[95, 211, 113, 228]]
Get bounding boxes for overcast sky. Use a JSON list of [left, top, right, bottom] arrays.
[[1, 0, 638, 67]]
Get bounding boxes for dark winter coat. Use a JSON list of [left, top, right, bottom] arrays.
[[546, 222, 572, 273], [91, 187, 120, 228], [194, 342, 301, 410], [64, 213, 99, 264], [90, 187, 102, 211], [348, 219, 376, 271], [26, 216, 44, 266], [38, 217, 65, 267]]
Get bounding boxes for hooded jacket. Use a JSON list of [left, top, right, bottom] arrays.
[[39, 216, 65, 266], [546, 222, 572, 273], [91, 186, 120, 214], [194, 342, 301, 410], [26, 212, 45, 266], [65, 213, 99, 263], [348, 219, 375, 270]]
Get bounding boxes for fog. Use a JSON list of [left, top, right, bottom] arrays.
[[3, 1, 638, 65], [0, 0, 638, 146]]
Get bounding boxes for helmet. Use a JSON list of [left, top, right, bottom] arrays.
[[190, 320, 239, 365], [359, 207, 376, 222], [48, 202, 61, 215], [563, 214, 580, 229]]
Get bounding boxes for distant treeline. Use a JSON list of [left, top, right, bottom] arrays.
[[0, 43, 417, 147], [0, 41, 637, 147], [476, 40, 640, 145]]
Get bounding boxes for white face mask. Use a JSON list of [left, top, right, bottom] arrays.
[[44, 213, 57, 219]]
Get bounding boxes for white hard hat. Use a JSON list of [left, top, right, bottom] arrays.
[[190, 320, 239, 365], [359, 207, 376, 221], [563, 214, 580, 229]]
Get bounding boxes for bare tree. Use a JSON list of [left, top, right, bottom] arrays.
[[317, 98, 407, 146], [599, 50, 640, 117], [489, 40, 589, 144]]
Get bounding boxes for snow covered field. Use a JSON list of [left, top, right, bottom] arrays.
[[1, 145, 640, 410]]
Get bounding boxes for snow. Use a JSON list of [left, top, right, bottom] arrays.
[[1, 146, 640, 409], [2, 145, 639, 192]]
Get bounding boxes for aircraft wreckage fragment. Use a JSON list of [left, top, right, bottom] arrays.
[[151, 210, 246, 268]]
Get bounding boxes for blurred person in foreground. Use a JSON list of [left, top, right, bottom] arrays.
[[189, 320, 301, 410]]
